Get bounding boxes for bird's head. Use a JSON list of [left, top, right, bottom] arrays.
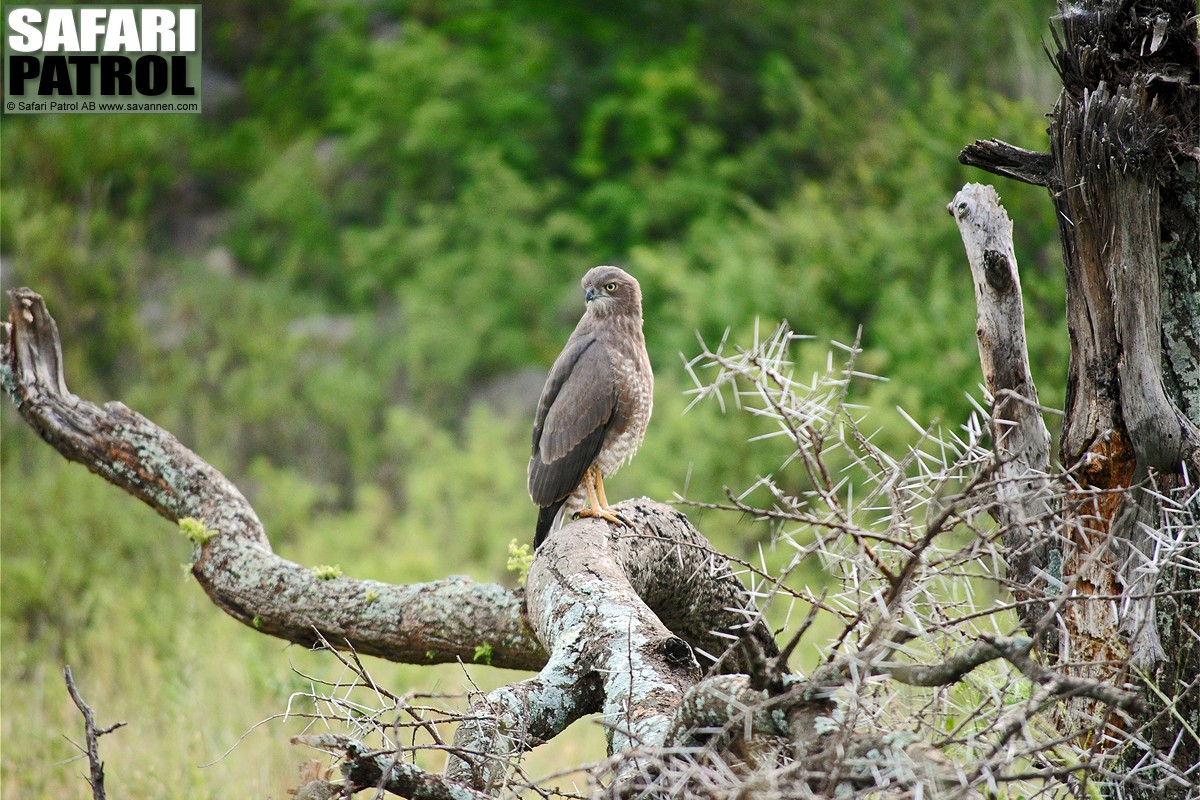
[[581, 266, 642, 318]]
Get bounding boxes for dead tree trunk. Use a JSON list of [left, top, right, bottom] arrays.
[[960, 0, 1199, 792]]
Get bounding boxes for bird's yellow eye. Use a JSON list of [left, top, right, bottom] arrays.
[[604, 282, 617, 292]]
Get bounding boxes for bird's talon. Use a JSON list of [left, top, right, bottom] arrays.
[[574, 507, 629, 527], [595, 509, 629, 527]]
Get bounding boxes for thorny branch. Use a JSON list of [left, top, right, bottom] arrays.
[[667, 320, 1197, 797]]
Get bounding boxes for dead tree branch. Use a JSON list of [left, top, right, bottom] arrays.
[[1, 288, 544, 671], [63, 666, 127, 800], [949, 184, 1060, 647], [958, 139, 1055, 187], [295, 734, 493, 799], [447, 504, 782, 792]]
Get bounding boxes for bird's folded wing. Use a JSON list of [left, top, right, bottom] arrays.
[[528, 338, 616, 505]]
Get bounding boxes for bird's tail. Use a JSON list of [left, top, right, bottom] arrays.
[[534, 500, 566, 550]]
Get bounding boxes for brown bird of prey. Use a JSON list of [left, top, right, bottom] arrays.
[[528, 266, 653, 549]]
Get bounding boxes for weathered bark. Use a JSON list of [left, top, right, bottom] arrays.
[[293, 734, 494, 799], [1160, 155, 1200, 421], [1048, 8, 1200, 789], [1, 287, 545, 670], [447, 502, 782, 792], [960, 0, 1200, 791], [958, 139, 1054, 187], [949, 183, 1059, 648]]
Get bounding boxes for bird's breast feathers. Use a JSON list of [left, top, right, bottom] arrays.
[[595, 348, 653, 476]]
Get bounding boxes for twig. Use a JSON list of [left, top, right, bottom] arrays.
[[882, 638, 1015, 687], [63, 665, 127, 800], [985, 634, 1146, 714]]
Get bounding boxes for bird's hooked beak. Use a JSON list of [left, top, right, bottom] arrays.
[[584, 286, 596, 303]]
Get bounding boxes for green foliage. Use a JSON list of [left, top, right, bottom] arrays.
[[179, 517, 214, 546], [473, 642, 494, 666], [1, 0, 1067, 794], [506, 540, 534, 586], [310, 564, 343, 580]]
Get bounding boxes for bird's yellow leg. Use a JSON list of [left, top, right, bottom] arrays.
[[595, 471, 632, 528], [575, 467, 631, 527], [576, 466, 602, 517], [595, 470, 610, 509]]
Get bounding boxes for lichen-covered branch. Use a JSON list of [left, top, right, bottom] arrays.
[[662, 674, 791, 749], [442, 649, 603, 790], [983, 635, 1145, 715], [528, 508, 703, 756], [2, 286, 796, 796], [1, 288, 544, 671], [447, 502, 782, 792]]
